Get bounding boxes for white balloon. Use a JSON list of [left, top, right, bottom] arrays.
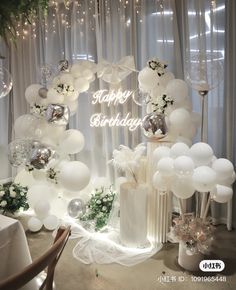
[[32, 170, 46, 181], [153, 146, 170, 165], [192, 166, 216, 192], [150, 85, 165, 98], [27, 184, 57, 208], [27, 217, 43, 232], [190, 142, 214, 166], [25, 84, 42, 104], [175, 136, 192, 147], [14, 114, 37, 138], [74, 77, 90, 92], [43, 215, 58, 230], [166, 79, 188, 104], [59, 73, 74, 86], [170, 142, 190, 158], [138, 67, 158, 90], [59, 161, 90, 191], [169, 108, 191, 129], [171, 175, 195, 199], [46, 88, 64, 104], [219, 171, 236, 186], [82, 69, 94, 81], [34, 200, 51, 219], [59, 129, 85, 154], [159, 72, 175, 87], [50, 197, 68, 216], [157, 157, 174, 176], [71, 63, 83, 78], [14, 169, 35, 187], [153, 171, 168, 191], [174, 156, 194, 175], [45, 124, 65, 144], [212, 158, 234, 180], [211, 184, 233, 203]]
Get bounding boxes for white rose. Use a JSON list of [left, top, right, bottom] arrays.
[[0, 200, 7, 207], [9, 187, 16, 198], [0, 191, 5, 197]]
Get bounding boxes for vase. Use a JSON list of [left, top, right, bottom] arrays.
[[120, 182, 148, 247], [178, 241, 204, 271]]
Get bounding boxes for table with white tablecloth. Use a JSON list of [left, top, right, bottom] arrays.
[[0, 214, 37, 290]]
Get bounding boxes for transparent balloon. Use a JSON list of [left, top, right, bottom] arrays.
[[0, 66, 12, 99]]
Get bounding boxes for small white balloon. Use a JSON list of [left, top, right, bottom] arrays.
[[27, 217, 43, 232], [192, 166, 216, 192], [71, 63, 83, 78], [74, 77, 90, 92], [212, 158, 234, 180], [138, 67, 158, 90], [14, 169, 35, 187], [190, 142, 214, 166], [59, 161, 91, 191], [157, 157, 174, 176], [34, 200, 51, 219], [166, 79, 188, 104], [159, 72, 175, 87], [153, 146, 170, 165], [25, 84, 42, 104], [43, 215, 58, 231], [219, 171, 236, 186], [211, 184, 233, 203], [171, 175, 195, 199], [169, 108, 191, 129], [153, 171, 168, 191], [46, 88, 64, 104], [82, 68, 94, 81], [27, 184, 57, 208], [174, 156, 195, 175], [59, 129, 85, 154], [14, 114, 37, 138], [170, 142, 190, 158]]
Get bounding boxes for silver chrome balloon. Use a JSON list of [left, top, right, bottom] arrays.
[[30, 145, 54, 170], [142, 112, 168, 140], [45, 104, 70, 125], [67, 198, 86, 218]]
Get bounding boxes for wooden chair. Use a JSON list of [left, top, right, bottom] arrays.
[[0, 226, 71, 290]]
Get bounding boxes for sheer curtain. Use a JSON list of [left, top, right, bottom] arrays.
[[0, 0, 235, 224]]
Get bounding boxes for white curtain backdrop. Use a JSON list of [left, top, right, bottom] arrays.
[[0, 0, 235, 225]]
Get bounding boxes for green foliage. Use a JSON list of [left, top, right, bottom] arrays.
[[0, 0, 49, 43], [80, 186, 116, 231], [0, 182, 29, 214]]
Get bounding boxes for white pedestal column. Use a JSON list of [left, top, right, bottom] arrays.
[[120, 182, 148, 247]]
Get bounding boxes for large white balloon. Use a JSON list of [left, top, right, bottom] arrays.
[[170, 142, 190, 158], [43, 215, 58, 230], [153, 171, 168, 191], [174, 156, 195, 176], [74, 77, 90, 93], [71, 64, 83, 78], [27, 184, 57, 208], [169, 108, 191, 129], [59, 161, 91, 191], [166, 79, 188, 104], [14, 114, 37, 138], [27, 217, 43, 232], [25, 84, 42, 104], [171, 176, 195, 199], [34, 200, 51, 219], [190, 142, 214, 166], [14, 169, 35, 187], [211, 184, 233, 203], [59, 129, 85, 154], [192, 166, 216, 192], [212, 158, 234, 180], [153, 146, 170, 165], [138, 67, 158, 90], [157, 157, 174, 176]]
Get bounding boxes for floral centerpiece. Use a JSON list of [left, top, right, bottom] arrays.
[[0, 182, 29, 215], [80, 186, 116, 231]]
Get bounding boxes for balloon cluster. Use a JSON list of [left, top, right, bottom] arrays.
[[138, 58, 201, 143], [152, 142, 235, 203]]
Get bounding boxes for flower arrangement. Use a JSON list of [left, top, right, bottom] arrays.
[[148, 58, 168, 76], [171, 213, 214, 255], [150, 94, 174, 114], [0, 182, 29, 215], [110, 143, 146, 183], [30, 103, 47, 117], [80, 186, 116, 231]]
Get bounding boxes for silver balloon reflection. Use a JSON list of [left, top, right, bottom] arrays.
[[142, 112, 168, 140], [38, 87, 48, 99], [45, 104, 70, 125], [58, 60, 69, 72], [67, 198, 86, 218], [30, 144, 55, 170], [8, 139, 32, 167]]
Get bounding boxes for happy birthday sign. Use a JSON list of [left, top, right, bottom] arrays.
[[90, 89, 143, 131]]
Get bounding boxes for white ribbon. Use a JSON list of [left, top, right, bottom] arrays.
[[97, 56, 137, 84]]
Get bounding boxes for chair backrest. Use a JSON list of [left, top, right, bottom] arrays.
[[0, 226, 71, 290]]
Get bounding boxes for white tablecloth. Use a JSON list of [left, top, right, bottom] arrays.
[[0, 214, 37, 290]]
